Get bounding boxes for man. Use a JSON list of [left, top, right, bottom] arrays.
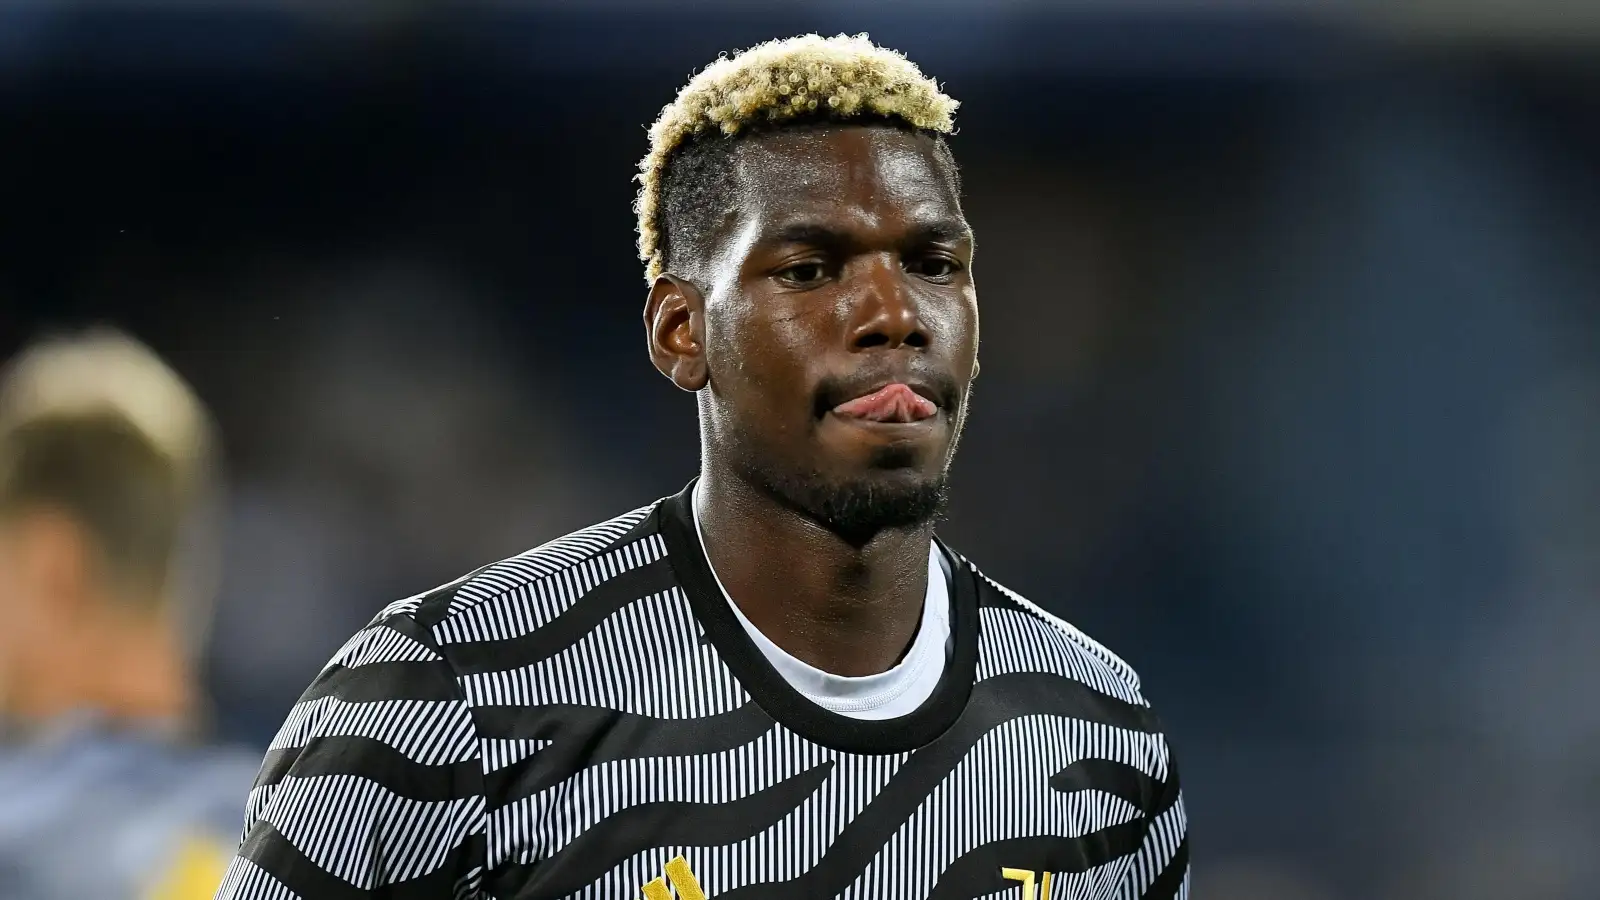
[[0, 329, 258, 899], [221, 34, 1189, 900]]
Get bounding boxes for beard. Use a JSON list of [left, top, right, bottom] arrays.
[[728, 435, 955, 545], [740, 460, 950, 544]]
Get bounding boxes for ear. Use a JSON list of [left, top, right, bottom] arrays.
[[644, 274, 709, 392]]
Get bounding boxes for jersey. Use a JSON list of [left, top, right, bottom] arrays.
[[218, 483, 1189, 900], [0, 719, 260, 900]]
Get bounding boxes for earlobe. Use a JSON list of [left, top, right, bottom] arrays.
[[644, 275, 709, 393]]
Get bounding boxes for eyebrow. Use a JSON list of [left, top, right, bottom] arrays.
[[904, 221, 973, 247], [766, 224, 847, 250], [761, 219, 972, 251]]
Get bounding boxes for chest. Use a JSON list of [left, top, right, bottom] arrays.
[[480, 709, 1155, 900]]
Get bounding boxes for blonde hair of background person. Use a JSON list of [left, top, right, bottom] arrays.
[[0, 328, 252, 900], [0, 328, 220, 731]]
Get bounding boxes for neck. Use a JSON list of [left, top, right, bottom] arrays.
[[696, 464, 933, 677], [3, 612, 196, 732]]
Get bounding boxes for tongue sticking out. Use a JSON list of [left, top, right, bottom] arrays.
[[832, 384, 938, 423]]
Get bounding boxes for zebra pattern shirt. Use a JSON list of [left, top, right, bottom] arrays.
[[218, 483, 1189, 900]]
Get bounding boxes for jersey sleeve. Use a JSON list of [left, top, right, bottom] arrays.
[[215, 614, 487, 900], [1116, 735, 1190, 900]]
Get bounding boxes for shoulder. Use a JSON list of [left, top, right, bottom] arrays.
[[272, 501, 667, 756], [954, 551, 1150, 708], [352, 500, 667, 662]]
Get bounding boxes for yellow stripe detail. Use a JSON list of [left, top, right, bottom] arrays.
[[665, 856, 708, 900], [640, 876, 673, 900], [1041, 871, 1053, 899]]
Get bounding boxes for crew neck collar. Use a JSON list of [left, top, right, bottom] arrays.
[[656, 480, 978, 754]]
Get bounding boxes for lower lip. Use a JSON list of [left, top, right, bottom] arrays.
[[824, 410, 942, 436]]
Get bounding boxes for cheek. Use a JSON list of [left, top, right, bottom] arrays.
[[0, 547, 16, 613], [707, 297, 817, 388], [965, 296, 981, 359], [0, 570, 24, 654], [925, 289, 980, 364]]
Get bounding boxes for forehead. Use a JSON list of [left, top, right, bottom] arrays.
[[729, 126, 963, 236]]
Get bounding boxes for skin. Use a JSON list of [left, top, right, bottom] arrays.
[[646, 125, 978, 677], [0, 507, 195, 728]]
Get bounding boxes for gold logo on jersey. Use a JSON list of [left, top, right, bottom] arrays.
[[1002, 867, 1055, 900], [639, 856, 707, 900]]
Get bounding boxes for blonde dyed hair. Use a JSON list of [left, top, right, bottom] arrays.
[[0, 330, 212, 473], [0, 329, 218, 618], [635, 33, 959, 282]]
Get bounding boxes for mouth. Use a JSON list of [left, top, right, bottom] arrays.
[[829, 382, 940, 424]]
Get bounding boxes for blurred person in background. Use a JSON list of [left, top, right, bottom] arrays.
[[0, 330, 258, 900], [219, 34, 1185, 900]]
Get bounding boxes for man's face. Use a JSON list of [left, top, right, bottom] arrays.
[[689, 125, 978, 538]]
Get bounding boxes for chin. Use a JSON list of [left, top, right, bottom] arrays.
[[864, 443, 924, 471], [823, 471, 949, 537], [728, 420, 954, 539], [760, 458, 951, 540]]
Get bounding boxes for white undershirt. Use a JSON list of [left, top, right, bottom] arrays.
[[692, 487, 952, 720]]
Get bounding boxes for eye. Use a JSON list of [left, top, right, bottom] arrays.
[[909, 255, 961, 281], [776, 261, 828, 287]]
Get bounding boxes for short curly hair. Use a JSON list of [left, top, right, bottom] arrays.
[[635, 33, 960, 283]]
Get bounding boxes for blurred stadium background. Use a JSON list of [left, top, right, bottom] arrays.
[[2, 1, 1598, 898]]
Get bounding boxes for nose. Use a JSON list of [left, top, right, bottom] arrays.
[[847, 254, 929, 351]]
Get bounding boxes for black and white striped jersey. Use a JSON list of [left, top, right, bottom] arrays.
[[218, 484, 1189, 900]]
